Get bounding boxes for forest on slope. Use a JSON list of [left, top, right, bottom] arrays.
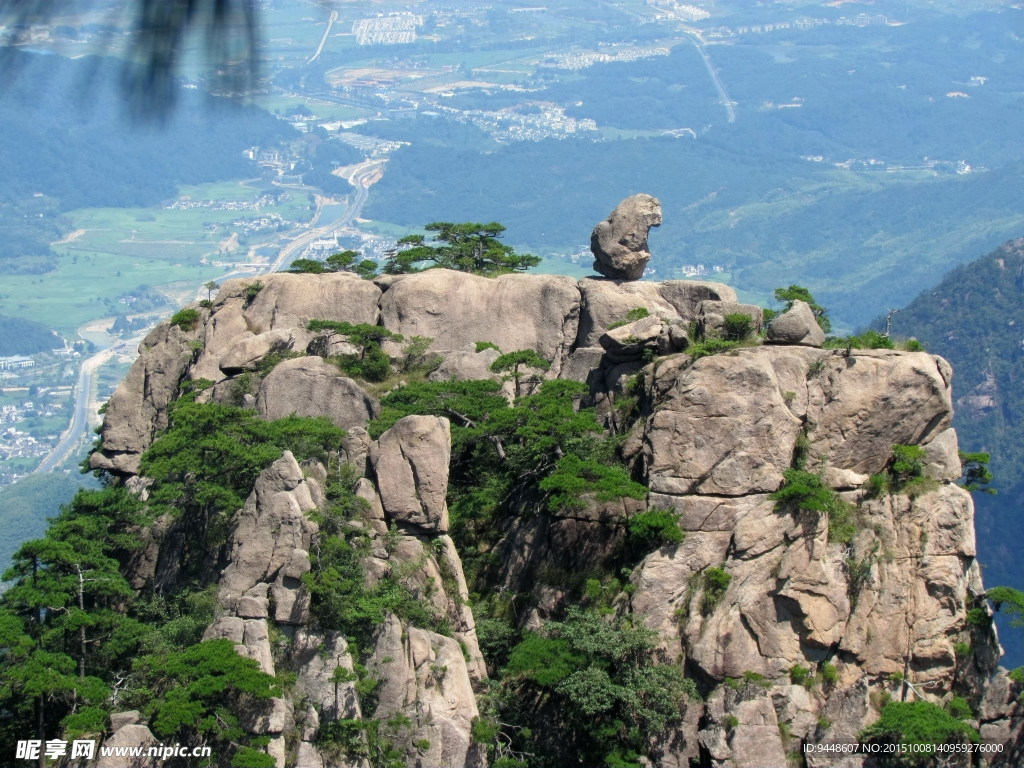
[[0, 51, 297, 274], [893, 238, 1024, 662]]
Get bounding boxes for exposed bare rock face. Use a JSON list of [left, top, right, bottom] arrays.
[[370, 415, 452, 533], [378, 268, 581, 376], [256, 356, 380, 430], [590, 193, 663, 280], [89, 269, 1020, 767], [90, 321, 201, 475], [766, 299, 826, 347]]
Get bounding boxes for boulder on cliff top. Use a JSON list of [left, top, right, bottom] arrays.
[[591, 194, 662, 280], [765, 299, 826, 347]]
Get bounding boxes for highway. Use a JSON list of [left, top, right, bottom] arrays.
[[307, 8, 338, 65], [31, 159, 381, 475], [32, 336, 140, 474]]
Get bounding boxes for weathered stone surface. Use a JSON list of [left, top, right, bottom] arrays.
[[219, 328, 297, 373], [238, 272, 381, 334], [766, 300, 826, 347], [371, 615, 480, 768], [924, 427, 962, 482], [591, 194, 662, 280], [575, 278, 679, 347], [96, 724, 159, 768], [599, 315, 665, 362], [645, 349, 803, 496], [109, 711, 141, 732], [256, 356, 379, 430], [379, 269, 580, 376], [370, 415, 452, 532], [293, 630, 361, 722], [90, 322, 198, 475], [428, 344, 502, 383], [558, 346, 606, 385], [698, 300, 764, 338], [805, 350, 953, 475]]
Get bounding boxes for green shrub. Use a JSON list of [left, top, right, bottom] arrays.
[[723, 312, 753, 341], [724, 715, 739, 730], [626, 508, 684, 552], [860, 701, 980, 765], [1009, 667, 1024, 684], [959, 451, 995, 494], [819, 661, 838, 686], [689, 338, 741, 360], [789, 665, 811, 687], [701, 566, 731, 615], [608, 307, 651, 330], [170, 308, 200, 331], [953, 641, 970, 659], [945, 696, 973, 720], [770, 469, 856, 543], [243, 281, 264, 305]]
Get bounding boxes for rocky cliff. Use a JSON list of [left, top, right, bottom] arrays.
[[88, 268, 1024, 767]]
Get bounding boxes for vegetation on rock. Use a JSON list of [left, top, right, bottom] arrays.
[[384, 222, 540, 276]]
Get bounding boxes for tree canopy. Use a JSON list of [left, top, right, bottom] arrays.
[[384, 222, 540, 276]]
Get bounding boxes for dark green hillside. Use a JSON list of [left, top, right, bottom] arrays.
[[0, 316, 59, 355], [892, 237, 1024, 663], [0, 51, 297, 274]]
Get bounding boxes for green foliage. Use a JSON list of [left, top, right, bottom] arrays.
[[289, 251, 378, 279], [953, 641, 971, 659], [823, 329, 896, 350], [773, 285, 831, 333], [946, 696, 973, 720], [819, 662, 838, 687], [960, 451, 996, 494], [724, 715, 739, 729], [1009, 667, 1024, 685], [987, 586, 1024, 627], [539, 455, 647, 513], [136, 639, 279, 740], [771, 468, 857, 543], [475, 340, 502, 353], [608, 307, 651, 330], [701, 566, 731, 616], [137, 398, 345, 579], [490, 348, 551, 382], [385, 222, 540, 276], [860, 701, 979, 765], [307, 319, 406, 382], [891, 444, 926, 483], [967, 607, 991, 627], [302, 481, 449, 641], [169, 307, 200, 331], [625, 508, 684, 553], [243, 281, 264, 305], [288, 257, 325, 274], [789, 665, 811, 687], [688, 338, 741, 360], [498, 607, 695, 766], [723, 312, 753, 341]]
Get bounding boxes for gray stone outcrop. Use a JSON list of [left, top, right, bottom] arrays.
[[378, 269, 581, 377], [766, 299, 826, 347], [590, 194, 662, 279], [89, 321, 199, 475], [256, 356, 379, 430], [370, 415, 452, 533]]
